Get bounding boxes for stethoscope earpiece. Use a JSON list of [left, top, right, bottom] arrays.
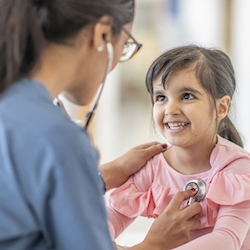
[[183, 178, 206, 206]]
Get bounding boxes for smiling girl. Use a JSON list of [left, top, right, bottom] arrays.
[[106, 45, 250, 249]]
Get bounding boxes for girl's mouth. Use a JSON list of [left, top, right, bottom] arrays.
[[166, 122, 189, 130]]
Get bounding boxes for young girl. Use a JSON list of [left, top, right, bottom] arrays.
[[106, 45, 250, 249]]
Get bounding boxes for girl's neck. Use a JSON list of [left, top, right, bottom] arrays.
[[164, 137, 217, 175]]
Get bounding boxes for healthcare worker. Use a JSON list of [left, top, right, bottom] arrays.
[[0, 0, 201, 249]]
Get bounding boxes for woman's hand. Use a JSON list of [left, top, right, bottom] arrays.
[[127, 190, 202, 250], [99, 142, 167, 191]]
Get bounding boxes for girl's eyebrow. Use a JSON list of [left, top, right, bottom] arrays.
[[179, 87, 202, 95], [153, 90, 164, 95], [154, 87, 202, 95]]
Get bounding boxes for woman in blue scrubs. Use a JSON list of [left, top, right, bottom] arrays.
[[0, 0, 201, 249]]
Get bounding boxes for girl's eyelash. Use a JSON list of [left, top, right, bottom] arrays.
[[182, 92, 195, 99], [155, 95, 167, 101], [154, 93, 196, 102]]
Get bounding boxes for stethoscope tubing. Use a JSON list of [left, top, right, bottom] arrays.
[[83, 42, 114, 129], [55, 42, 114, 129]]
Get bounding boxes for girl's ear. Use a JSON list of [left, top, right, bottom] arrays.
[[217, 95, 231, 121], [92, 16, 113, 51]]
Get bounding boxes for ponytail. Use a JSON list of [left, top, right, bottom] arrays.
[[218, 116, 243, 147], [0, 0, 44, 94]]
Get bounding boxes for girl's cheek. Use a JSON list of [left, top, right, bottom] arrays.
[[153, 108, 163, 126], [152, 107, 158, 123]]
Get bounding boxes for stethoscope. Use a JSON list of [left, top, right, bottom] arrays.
[[183, 178, 206, 206], [55, 42, 114, 130]]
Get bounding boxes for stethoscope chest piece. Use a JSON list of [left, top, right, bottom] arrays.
[[183, 178, 206, 206]]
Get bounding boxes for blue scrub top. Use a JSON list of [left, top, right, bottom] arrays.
[[0, 79, 114, 250]]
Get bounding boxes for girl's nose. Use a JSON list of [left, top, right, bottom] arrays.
[[164, 101, 181, 116]]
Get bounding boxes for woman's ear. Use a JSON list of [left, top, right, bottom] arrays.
[[92, 16, 113, 51], [217, 95, 231, 121]]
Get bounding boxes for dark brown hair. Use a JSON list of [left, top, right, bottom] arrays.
[[146, 45, 243, 147], [0, 0, 135, 94]]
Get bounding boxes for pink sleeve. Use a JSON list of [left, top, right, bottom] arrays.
[[173, 201, 250, 250], [106, 204, 135, 241], [105, 176, 154, 241], [105, 161, 156, 241]]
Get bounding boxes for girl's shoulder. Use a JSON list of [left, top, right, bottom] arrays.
[[203, 137, 250, 224], [132, 152, 165, 191], [133, 146, 176, 191], [210, 135, 250, 174], [139, 144, 174, 174]]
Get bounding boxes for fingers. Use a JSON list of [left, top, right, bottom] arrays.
[[168, 190, 196, 209], [179, 196, 202, 231], [144, 190, 202, 249], [163, 190, 202, 234], [135, 141, 162, 149], [179, 202, 202, 232], [131, 142, 167, 161], [183, 201, 202, 218], [141, 142, 167, 159], [167, 190, 202, 227], [188, 217, 201, 231]]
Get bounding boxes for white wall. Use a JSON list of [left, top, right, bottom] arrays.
[[231, 0, 250, 151]]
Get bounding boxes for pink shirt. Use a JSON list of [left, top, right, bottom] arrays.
[[106, 136, 250, 249]]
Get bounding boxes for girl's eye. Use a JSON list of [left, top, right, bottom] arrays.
[[182, 93, 195, 100], [155, 95, 167, 102]]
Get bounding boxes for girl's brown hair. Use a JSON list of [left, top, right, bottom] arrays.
[[146, 45, 243, 147]]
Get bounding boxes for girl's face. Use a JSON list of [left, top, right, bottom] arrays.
[[153, 68, 218, 149]]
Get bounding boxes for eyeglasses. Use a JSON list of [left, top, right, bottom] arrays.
[[119, 26, 143, 62]]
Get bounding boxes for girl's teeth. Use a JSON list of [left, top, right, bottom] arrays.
[[168, 122, 187, 129]]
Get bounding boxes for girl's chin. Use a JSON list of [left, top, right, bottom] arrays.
[[165, 137, 190, 148]]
